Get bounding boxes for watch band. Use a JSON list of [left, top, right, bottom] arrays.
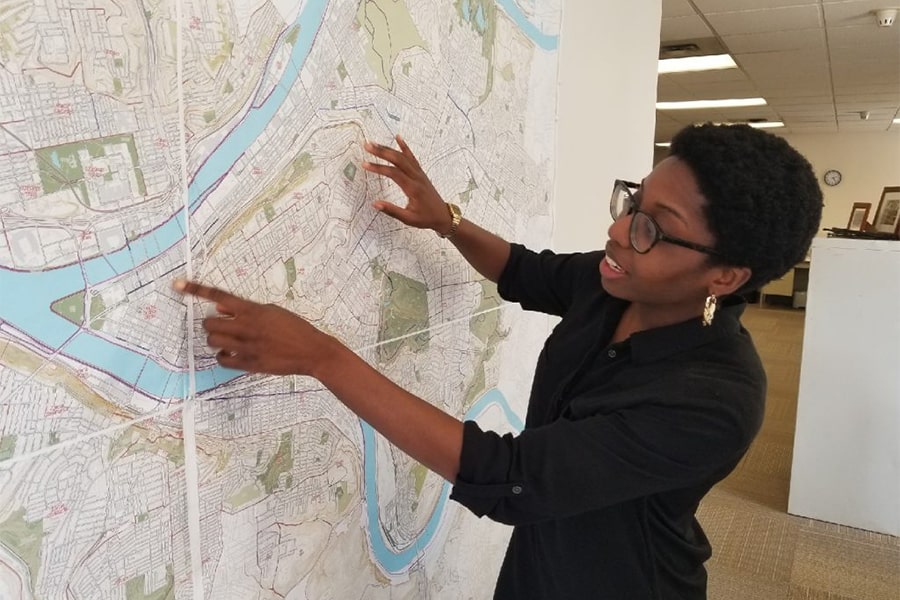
[[439, 203, 462, 239]]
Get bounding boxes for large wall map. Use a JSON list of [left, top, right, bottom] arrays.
[[0, 0, 560, 597]]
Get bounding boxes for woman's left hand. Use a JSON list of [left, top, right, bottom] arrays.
[[173, 279, 337, 377]]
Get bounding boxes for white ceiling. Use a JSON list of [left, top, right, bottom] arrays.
[[656, 0, 900, 142]]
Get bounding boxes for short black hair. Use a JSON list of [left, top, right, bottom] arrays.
[[669, 123, 822, 292]]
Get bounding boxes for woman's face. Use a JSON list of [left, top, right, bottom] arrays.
[[600, 156, 732, 316]]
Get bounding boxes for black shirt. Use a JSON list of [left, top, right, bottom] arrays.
[[450, 244, 766, 599]]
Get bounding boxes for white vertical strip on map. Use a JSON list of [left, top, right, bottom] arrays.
[[549, 0, 565, 255], [551, 0, 562, 235], [175, 1, 206, 598]]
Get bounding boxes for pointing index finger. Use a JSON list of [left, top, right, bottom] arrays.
[[173, 279, 248, 313]]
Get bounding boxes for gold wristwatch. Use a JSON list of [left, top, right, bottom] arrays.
[[439, 203, 462, 239]]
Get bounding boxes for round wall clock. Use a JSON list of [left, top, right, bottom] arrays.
[[824, 169, 842, 186]]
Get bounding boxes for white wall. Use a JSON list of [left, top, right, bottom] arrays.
[[553, 2, 662, 253], [778, 131, 900, 235]]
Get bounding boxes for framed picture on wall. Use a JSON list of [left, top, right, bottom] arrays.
[[846, 202, 871, 231], [872, 186, 900, 236]]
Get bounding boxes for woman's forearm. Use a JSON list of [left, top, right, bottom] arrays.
[[448, 217, 511, 284], [313, 339, 464, 482]]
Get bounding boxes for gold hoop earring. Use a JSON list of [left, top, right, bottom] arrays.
[[702, 294, 717, 327]]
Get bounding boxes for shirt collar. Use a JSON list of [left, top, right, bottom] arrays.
[[625, 295, 747, 364]]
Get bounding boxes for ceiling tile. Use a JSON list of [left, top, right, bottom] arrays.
[[665, 68, 753, 84], [735, 49, 830, 78], [763, 94, 834, 104], [656, 0, 898, 145], [695, 0, 821, 11], [832, 81, 900, 95], [661, 16, 714, 41], [656, 77, 689, 97], [782, 115, 838, 123], [838, 121, 894, 131], [776, 110, 838, 121], [776, 117, 838, 127], [829, 44, 900, 66], [827, 24, 900, 48], [687, 81, 763, 98], [832, 64, 900, 86], [787, 124, 839, 133], [656, 90, 698, 103], [836, 106, 900, 121], [796, 119, 844, 127], [708, 106, 782, 120], [770, 104, 834, 119], [662, 0, 697, 19], [770, 102, 836, 112], [751, 72, 832, 85], [758, 81, 835, 96], [823, 0, 900, 26], [705, 5, 823, 35], [826, 24, 900, 48], [835, 92, 900, 104], [722, 28, 827, 54], [836, 107, 898, 119]]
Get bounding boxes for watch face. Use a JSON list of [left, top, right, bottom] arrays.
[[824, 169, 842, 186]]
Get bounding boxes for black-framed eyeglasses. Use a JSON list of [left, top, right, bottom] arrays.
[[610, 179, 723, 257]]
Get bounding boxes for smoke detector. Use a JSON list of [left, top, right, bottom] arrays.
[[873, 8, 898, 26]]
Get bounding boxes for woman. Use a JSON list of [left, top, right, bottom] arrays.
[[175, 123, 822, 599]]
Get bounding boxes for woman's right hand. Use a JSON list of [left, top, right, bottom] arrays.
[[361, 135, 454, 235]]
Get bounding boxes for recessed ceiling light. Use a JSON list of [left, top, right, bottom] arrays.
[[894, 117, 900, 124], [748, 121, 784, 129], [657, 98, 767, 110], [658, 54, 737, 74], [655, 142, 671, 147]]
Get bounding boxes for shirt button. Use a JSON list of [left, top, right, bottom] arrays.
[[511, 485, 523, 495], [608, 349, 617, 358]]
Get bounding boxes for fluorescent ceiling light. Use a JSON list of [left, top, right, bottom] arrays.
[[655, 142, 671, 147], [747, 121, 784, 129], [658, 54, 737, 74], [698, 120, 784, 129], [894, 117, 900, 124], [657, 98, 767, 110]]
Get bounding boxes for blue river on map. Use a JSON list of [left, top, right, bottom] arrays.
[[0, 0, 549, 571], [363, 387, 523, 573], [0, 0, 556, 398]]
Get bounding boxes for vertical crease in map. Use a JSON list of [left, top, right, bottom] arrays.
[[176, 1, 206, 597]]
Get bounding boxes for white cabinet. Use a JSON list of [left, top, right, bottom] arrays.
[[788, 238, 900, 535]]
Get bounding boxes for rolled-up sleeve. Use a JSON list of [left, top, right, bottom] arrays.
[[498, 244, 601, 317], [449, 387, 759, 526]]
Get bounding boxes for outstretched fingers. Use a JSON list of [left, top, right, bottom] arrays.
[[363, 140, 418, 179], [394, 135, 421, 170], [360, 159, 410, 188]]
